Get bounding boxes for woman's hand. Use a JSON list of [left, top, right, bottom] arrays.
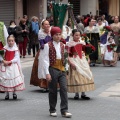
[[22, 30, 25, 32], [46, 74, 52, 82], [71, 64, 76, 70], [68, 58, 76, 70]]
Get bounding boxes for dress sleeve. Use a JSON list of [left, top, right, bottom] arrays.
[[84, 27, 89, 33], [38, 30, 46, 49], [40, 44, 50, 75], [11, 51, 19, 63], [4, 25, 9, 44]]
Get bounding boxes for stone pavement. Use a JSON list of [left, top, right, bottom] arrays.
[[0, 55, 120, 120]]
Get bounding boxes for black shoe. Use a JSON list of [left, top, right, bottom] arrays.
[[33, 55, 35, 57], [13, 94, 17, 100], [23, 56, 25, 58], [5, 95, 9, 100], [90, 63, 95, 67], [74, 95, 79, 100], [42, 89, 49, 93], [0, 91, 5, 93], [81, 95, 90, 100]]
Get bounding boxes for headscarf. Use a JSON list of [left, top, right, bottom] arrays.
[[50, 27, 62, 37], [32, 21, 39, 34]]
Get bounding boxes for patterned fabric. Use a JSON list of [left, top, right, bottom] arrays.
[[48, 42, 64, 66], [0, 22, 5, 46], [67, 56, 95, 93], [52, 3, 68, 29]]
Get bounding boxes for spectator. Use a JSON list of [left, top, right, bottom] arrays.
[[102, 14, 109, 26], [29, 16, 40, 57], [8, 20, 17, 44], [16, 18, 29, 58], [23, 15, 30, 28], [76, 16, 84, 34]]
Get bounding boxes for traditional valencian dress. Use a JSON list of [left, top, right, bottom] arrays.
[[66, 40, 95, 93], [110, 22, 120, 53], [103, 40, 117, 66], [100, 26, 113, 55], [0, 43, 25, 92], [84, 26, 100, 64], [30, 28, 51, 89]]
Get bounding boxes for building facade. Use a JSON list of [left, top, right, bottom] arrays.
[[0, 0, 120, 27]]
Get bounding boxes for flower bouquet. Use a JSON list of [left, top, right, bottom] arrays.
[[81, 34, 90, 44]]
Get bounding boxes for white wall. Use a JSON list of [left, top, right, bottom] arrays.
[[43, 0, 47, 19], [15, 0, 23, 25], [61, 0, 68, 4], [80, 0, 97, 15]]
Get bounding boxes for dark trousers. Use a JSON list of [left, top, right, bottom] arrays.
[[49, 67, 68, 114], [27, 43, 31, 55], [32, 44, 39, 56]]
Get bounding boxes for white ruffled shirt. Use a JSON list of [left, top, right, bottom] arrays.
[[38, 41, 62, 79]]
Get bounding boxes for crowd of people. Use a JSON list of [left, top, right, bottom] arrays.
[[0, 13, 120, 118]]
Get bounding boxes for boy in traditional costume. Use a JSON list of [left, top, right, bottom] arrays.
[[38, 26, 72, 118]]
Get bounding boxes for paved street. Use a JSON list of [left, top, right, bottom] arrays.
[[0, 55, 120, 120]]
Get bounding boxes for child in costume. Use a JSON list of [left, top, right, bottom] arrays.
[[38, 27, 72, 118], [103, 36, 117, 66], [0, 35, 25, 100], [100, 26, 113, 55], [66, 29, 95, 100]]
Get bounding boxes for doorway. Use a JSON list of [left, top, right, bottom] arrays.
[[23, 0, 28, 15], [68, 0, 80, 16], [99, 0, 109, 16]]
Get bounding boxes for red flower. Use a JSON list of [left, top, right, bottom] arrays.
[[87, 44, 95, 51], [110, 43, 116, 48], [104, 26, 112, 31], [81, 34, 87, 37], [61, 38, 66, 44]]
